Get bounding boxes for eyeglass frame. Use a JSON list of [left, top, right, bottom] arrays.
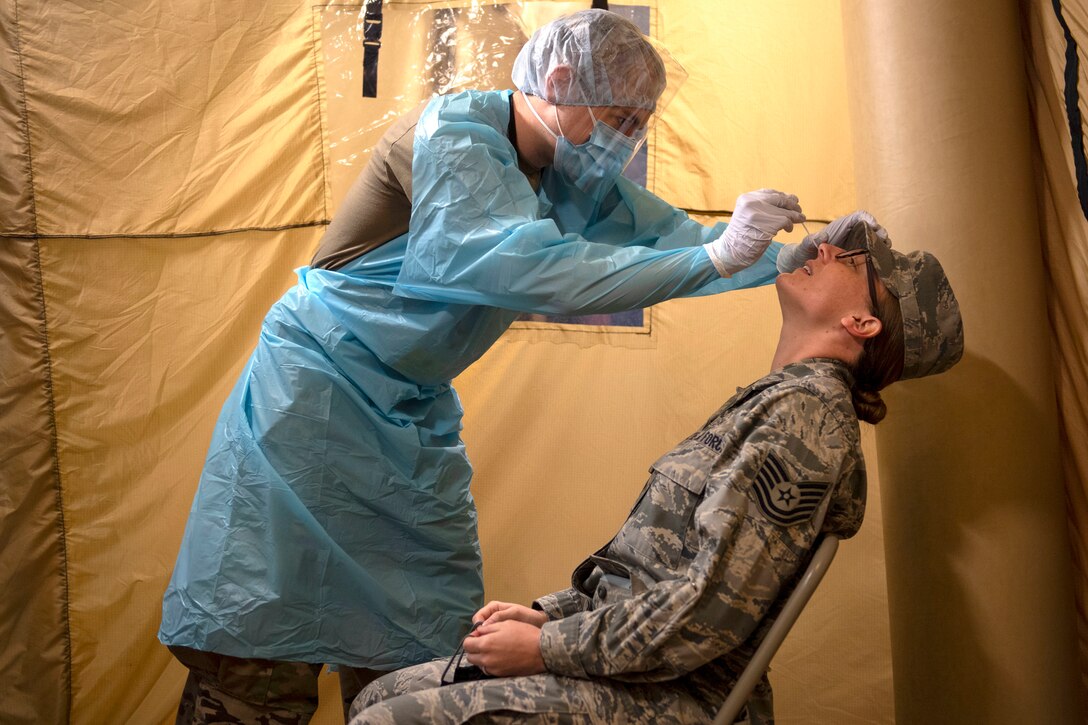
[[835, 247, 882, 319], [440, 621, 492, 686]]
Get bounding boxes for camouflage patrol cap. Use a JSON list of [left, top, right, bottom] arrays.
[[844, 222, 964, 380]]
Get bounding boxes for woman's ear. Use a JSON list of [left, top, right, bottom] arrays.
[[543, 64, 576, 101], [841, 313, 882, 341]]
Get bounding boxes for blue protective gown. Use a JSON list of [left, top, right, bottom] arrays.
[[159, 90, 782, 669]]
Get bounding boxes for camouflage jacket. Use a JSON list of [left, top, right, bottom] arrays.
[[532, 359, 866, 711]]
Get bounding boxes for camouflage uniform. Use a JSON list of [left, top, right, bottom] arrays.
[[350, 358, 867, 724], [169, 645, 384, 724]]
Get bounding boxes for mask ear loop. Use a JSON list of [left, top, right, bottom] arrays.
[[555, 104, 594, 140], [524, 95, 559, 142]]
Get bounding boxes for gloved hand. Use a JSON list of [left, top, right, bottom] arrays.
[[776, 210, 889, 273], [704, 189, 805, 277]]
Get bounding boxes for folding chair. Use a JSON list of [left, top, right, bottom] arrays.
[[711, 534, 841, 725]]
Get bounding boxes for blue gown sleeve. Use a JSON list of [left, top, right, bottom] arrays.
[[585, 176, 721, 252], [587, 176, 784, 298], [393, 93, 779, 315]]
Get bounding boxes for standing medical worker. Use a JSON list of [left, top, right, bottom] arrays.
[[159, 9, 806, 723]]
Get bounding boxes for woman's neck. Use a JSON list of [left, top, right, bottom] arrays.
[[771, 322, 858, 373]]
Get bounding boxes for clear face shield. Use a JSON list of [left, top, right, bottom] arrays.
[[548, 32, 687, 170], [513, 10, 687, 193]]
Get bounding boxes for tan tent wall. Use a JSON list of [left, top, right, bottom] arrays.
[[842, 0, 1081, 721], [1022, 0, 1088, 710], [1, 0, 34, 229], [1, 3, 70, 723], [0, 1, 1083, 724], [0, 236, 70, 725]]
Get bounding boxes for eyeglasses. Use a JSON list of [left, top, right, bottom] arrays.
[[835, 248, 881, 318]]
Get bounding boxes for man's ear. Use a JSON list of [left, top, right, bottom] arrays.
[[841, 313, 882, 341], [543, 64, 576, 101]]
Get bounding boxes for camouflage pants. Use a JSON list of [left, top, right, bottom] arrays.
[[347, 659, 714, 724], [169, 646, 386, 725]]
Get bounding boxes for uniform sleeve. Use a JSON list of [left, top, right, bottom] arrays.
[[538, 387, 849, 681], [393, 95, 778, 314], [531, 587, 592, 620]]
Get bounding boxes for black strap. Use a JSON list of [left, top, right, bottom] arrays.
[[362, 0, 383, 98], [591, 0, 609, 9], [1050, 0, 1088, 220]]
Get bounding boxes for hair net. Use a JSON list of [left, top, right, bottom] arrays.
[[512, 9, 680, 110]]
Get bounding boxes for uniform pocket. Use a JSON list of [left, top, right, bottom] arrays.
[[609, 464, 707, 570]]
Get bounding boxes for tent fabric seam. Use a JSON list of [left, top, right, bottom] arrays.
[[12, 0, 38, 234], [30, 236, 74, 721], [0, 220, 331, 241], [647, 3, 658, 193], [12, 0, 72, 717], [309, 7, 332, 224], [681, 208, 833, 224]]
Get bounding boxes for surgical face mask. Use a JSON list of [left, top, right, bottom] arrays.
[[525, 98, 643, 202]]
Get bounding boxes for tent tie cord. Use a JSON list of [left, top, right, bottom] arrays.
[[362, 0, 383, 98]]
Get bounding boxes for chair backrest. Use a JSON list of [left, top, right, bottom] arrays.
[[711, 533, 841, 725]]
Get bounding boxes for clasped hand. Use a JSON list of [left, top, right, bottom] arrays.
[[461, 601, 548, 677]]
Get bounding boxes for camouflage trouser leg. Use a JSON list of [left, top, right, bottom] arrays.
[[169, 646, 389, 724], [348, 659, 712, 725], [169, 646, 324, 725], [335, 665, 388, 722]]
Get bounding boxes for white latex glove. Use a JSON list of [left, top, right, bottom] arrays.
[[704, 189, 805, 276], [776, 210, 890, 273]]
